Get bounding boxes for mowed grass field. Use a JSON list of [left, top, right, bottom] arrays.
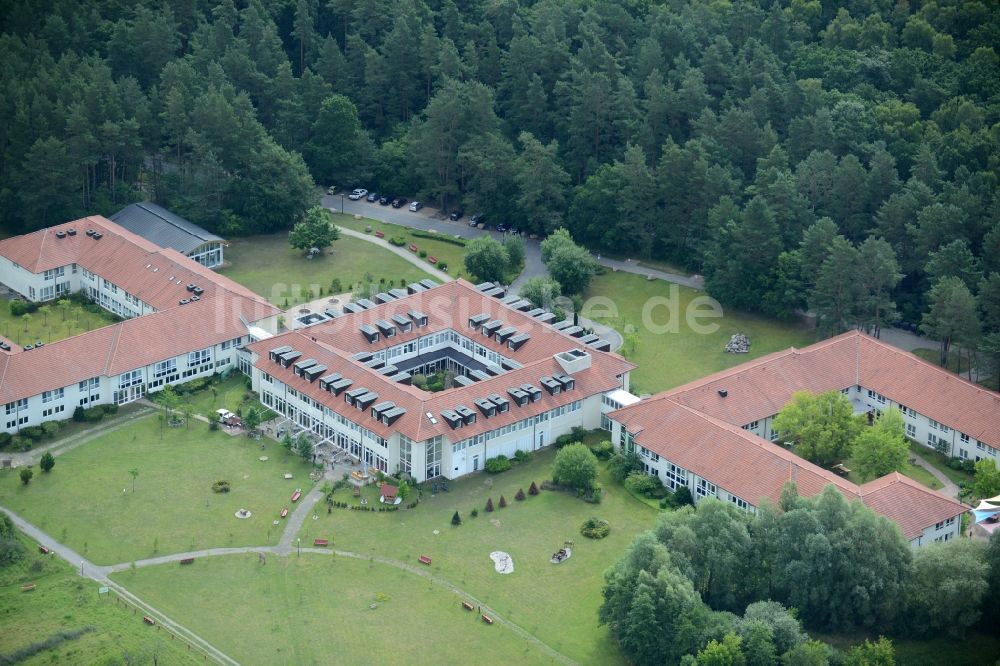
[[219, 232, 434, 306], [332, 213, 470, 278], [0, 415, 314, 565], [295, 448, 658, 664], [0, 535, 199, 665], [0, 298, 118, 346], [115, 554, 558, 665], [584, 271, 815, 393]]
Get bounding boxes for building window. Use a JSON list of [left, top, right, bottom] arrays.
[[41, 388, 65, 403], [696, 478, 718, 499], [425, 436, 442, 479], [729, 495, 749, 510], [42, 405, 65, 417], [154, 359, 177, 379], [188, 348, 211, 367], [906, 423, 916, 439], [663, 463, 688, 491], [399, 435, 412, 474], [119, 369, 143, 388], [5, 398, 28, 415]]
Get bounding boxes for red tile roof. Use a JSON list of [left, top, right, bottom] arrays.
[[247, 280, 634, 443], [0, 293, 276, 404], [646, 331, 1000, 448], [0, 216, 266, 310], [610, 331, 975, 538]]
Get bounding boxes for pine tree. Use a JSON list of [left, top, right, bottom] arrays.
[[451, 511, 461, 526], [498, 495, 507, 508], [485, 497, 494, 512]]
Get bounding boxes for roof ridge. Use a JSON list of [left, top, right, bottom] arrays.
[[103, 321, 124, 376], [861, 470, 968, 509]]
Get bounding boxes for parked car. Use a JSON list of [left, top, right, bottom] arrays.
[[366, 191, 379, 202], [379, 195, 391, 205], [495, 223, 508, 233], [326, 186, 337, 195], [449, 210, 464, 221], [470, 213, 485, 227], [391, 197, 408, 208], [348, 188, 367, 200], [409, 201, 423, 212]]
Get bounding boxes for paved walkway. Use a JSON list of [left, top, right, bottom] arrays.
[[337, 226, 452, 282], [596, 256, 704, 290], [910, 452, 961, 500], [0, 505, 238, 666], [2, 405, 155, 468]]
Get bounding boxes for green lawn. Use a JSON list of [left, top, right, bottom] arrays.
[[114, 553, 557, 665], [0, 533, 198, 665], [0, 298, 118, 346], [332, 213, 471, 279], [584, 272, 815, 393], [297, 448, 659, 664], [219, 232, 434, 307], [814, 629, 1000, 666], [0, 415, 314, 565], [844, 455, 942, 490], [908, 440, 975, 488], [154, 374, 275, 422]]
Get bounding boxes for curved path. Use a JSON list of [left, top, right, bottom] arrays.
[[910, 452, 961, 499], [338, 221, 623, 353]]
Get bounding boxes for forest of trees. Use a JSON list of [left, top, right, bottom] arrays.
[[1, 0, 998, 350]]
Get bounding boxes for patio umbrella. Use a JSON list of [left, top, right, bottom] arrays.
[[974, 499, 1000, 512], [986, 494, 1000, 504]]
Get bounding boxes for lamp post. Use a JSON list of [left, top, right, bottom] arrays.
[[340, 194, 344, 214], [297, 537, 301, 557]]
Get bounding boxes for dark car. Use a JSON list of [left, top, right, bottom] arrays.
[[379, 195, 391, 205], [495, 223, 508, 233], [449, 210, 464, 221], [469, 213, 486, 227], [366, 192, 379, 202], [391, 197, 408, 208]]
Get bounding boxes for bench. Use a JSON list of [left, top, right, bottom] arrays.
[[428, 256, 438, 264], [462, 601, 474, 611], [180, 558, 194, 565], [37, 545, 49, 555], [143, 615, 156, 626], [408, 244, 418, 252], [313, 539, 329, 547], [482, 614, 493, 625], [21, 583, 35, 592], [375, 231, 385, 238], [418, 555, 432, 565]]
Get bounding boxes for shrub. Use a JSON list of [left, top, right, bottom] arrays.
[[209, 420, 219, 431], [20, 425, 44, 441], [411, 230, 466, 246], [388, 236, 407, 247], [624, 472, 668, 499], [674, 486, 694, 506], [330, 278, 343, 293], [570, 426, 587, 442], [513, 449, 531, 464], [20, 467, 33, 485], [485, 497, 494, 512], [484, 455, 511, 474], [580, 517, 610, 539], [437, 261, 448, 271], [552, 443, 599, 494], [499, 495, 508, 508], [211, 480, 231, 493], [11, 435, 26, 450], [554, 434, 574, 449], [102, 403, 118, 415], [40, 421, 59, 438], [418, 250, 427, 258], [39, 452, 55, 472], [72, 406, 86, 422], [0, 432, 11, 449], [82, 407, 104, 423], [528, 481, 539, 495], [608, 450, 642, 482], [591, 440, 615, 461], [452, 511, 462, 525], [471, 508, 478, 518], [10, 300, 37, 316], [515, 488, 526, 501]]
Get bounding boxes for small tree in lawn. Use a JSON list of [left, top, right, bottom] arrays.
[[289, 206, 339, 254], [485, 497, 494, 512], [243, 406, 263, 434], [515, 488, 526, 501], [552, 444, 599, 494], [451, 511, 462, 526], [499, 495, 508, 508], [528, 481, 539, 495], [397, 481, 411, 502], [128, 467, 139, 492], [19, 467, 33, 485], [39, 452, 55, 473]]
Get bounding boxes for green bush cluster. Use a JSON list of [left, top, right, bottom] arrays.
[[211, 480, 231, 493], [580, 517, 610, 539], [388, 236, 407, 246], [591, 440, 615, 460], [624, 471, 669, 499], [948, 457, 976, 474], [555, 426, 587, 449], [411, 230, 466, 246], [484, 455, 511, 473], [659, 486, 694, 509]]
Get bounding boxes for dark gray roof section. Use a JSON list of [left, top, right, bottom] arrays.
[[111, 203, 223, 254]]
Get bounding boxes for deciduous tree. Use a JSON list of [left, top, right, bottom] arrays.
[[772, 391, 863, 466], [854, 408, 909, 481]]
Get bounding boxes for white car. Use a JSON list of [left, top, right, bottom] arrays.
[[216, 409, 237, 423], [348, 188, 368, 200], [409, 201, 423, 212]]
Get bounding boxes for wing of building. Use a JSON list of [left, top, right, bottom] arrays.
[[110, 203, 225, 268], [609, 331, 988, 547], [245, 279, 634, 482], [0, 216, 279, 428]]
